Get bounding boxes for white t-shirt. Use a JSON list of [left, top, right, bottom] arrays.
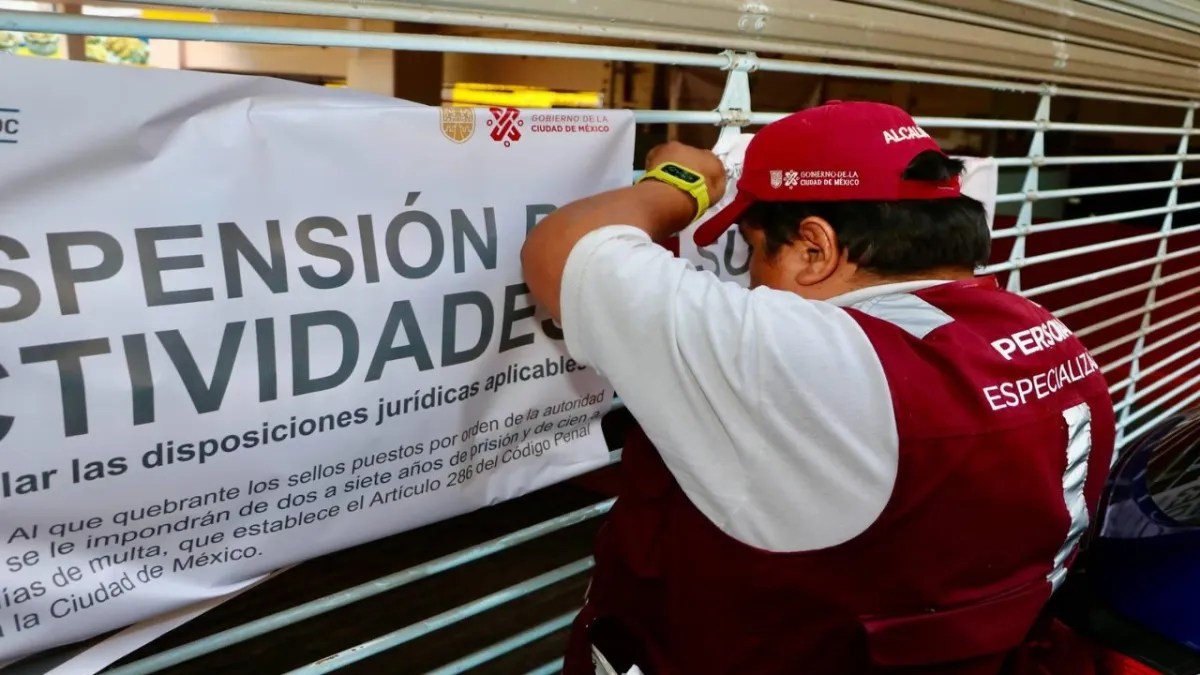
[[560, 225, 952, 553]]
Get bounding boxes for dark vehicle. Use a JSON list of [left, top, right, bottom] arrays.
[[1055, 408, 1200, 674]]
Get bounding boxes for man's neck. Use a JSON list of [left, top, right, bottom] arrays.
[[852, 266, 975, 288], [827, 269, 975, 307]]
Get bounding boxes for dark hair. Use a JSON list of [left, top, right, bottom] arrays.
[[741, 151, 990, 276]]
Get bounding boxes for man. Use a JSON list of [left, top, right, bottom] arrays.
[[521, 101, 1116, 674]]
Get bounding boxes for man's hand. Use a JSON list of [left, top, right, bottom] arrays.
[[644, 141, 728, 207], [521, 141, 727, 322]]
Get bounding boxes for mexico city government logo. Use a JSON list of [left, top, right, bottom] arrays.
[[488, 106, 523, 147], [439, 105, 476, 144]]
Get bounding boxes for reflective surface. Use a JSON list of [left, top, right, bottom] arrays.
[[1092, 408, 1200, 652]]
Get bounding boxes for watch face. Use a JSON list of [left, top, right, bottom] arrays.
[[662, 163, 701, 183]]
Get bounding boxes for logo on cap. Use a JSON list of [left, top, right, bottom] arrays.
[[769, 169, 801, 190]]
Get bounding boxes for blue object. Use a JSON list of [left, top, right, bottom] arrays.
[[1091, 408, 1200, 652]]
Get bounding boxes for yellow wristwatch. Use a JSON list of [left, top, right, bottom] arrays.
[[637, 162, 710, 223]]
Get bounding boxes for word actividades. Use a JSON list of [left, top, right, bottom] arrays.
[[484, 356, 587, 394], [7, 282, 564, 439], [982, 352, 1101, 411]]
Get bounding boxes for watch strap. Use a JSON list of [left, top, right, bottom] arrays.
[[637, 162, 710, 222]]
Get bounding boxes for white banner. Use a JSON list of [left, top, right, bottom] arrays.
[[0, 57, 632, 663], [681, 133, 1000, 284]]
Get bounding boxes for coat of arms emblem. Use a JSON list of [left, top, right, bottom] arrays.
[[769, 170, 783, 189], [440, 106, 476, 143]]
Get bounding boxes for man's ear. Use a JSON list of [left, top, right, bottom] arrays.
[[791, 216, 842, 285]]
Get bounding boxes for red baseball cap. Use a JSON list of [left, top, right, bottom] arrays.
[[693, 100, 962, 247]]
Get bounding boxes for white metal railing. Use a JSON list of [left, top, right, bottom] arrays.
[[1115, 104, 1196, 445], [991, 200, 1200, 237], [1020, 243, 1200, 298], [2, 2, 1199, 673], [1086, 286, 1200, 340], [1056, 265, 1200, 318]]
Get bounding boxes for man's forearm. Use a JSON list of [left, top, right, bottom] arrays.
[[521, 180, 696, 320]]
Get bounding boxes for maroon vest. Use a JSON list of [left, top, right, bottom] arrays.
[[565, 278, 1115, 675]]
